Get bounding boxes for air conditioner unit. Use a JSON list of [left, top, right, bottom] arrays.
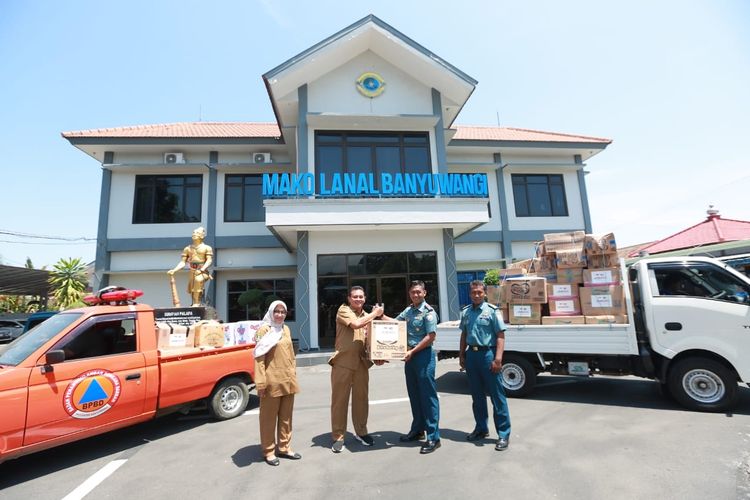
[[164, 153, 185, 164], [253, 152, 272, 164]]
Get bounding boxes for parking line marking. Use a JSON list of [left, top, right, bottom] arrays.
[[369, 397, 411, 405], [62, 459, 127, 500]]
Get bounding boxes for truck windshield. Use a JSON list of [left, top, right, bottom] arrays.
[[0, 313, 83, 366]]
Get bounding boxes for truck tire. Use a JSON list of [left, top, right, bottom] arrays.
[[209, 377, 249, 420], [501, 354, 536, 398], [667, 357, 738, 412]]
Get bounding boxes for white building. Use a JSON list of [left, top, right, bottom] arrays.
[[63, 15, 611, 350]]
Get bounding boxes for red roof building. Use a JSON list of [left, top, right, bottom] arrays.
[[628, 208, 750, 257]]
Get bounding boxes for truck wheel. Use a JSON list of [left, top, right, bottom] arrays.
[[667, 357, 738, 412], [209, 377, 249, 420], [501, 354, 536, 398]]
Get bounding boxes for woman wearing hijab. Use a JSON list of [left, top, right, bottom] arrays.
[[254, 300, 301, 466]]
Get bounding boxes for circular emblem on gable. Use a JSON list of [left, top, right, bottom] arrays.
[[63, 369, 122, 419], [356, 72, 386, 98]]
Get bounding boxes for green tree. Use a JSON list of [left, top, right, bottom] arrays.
[[49, 257, 88, 310]]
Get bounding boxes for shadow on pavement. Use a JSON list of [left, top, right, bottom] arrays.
[[0, 413, 208, 488], [436, 370, 750, 416]]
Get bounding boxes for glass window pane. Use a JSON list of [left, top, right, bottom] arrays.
[[317, 146, 343, 177], [347, 146, 372, 174], [228, 280, 247, 293], [527, 184, 552, 216], [317, 133, 342, 143], [409, 252, 437, 273], [184, 186, 202, 222], [375, 146, 400, 177], [225, 185, 242, 222], [243, 182, 263, 221], [348, 254, 366, 275], [404, 147, 430, 174], [318, 255, 347, 276], [366, 253, 407, 274], [512, 184, 529, 216], [550, 184, 568, 216]]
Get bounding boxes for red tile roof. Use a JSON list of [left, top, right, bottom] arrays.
[[61, 122, 282, 139], [451, 125, 611, 143], [62, 122, 611, 144], [628, 212, 750, 256]]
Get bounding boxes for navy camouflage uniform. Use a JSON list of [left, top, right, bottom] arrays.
[[396, 301, 440, 442], [459, 302, 511, 439]]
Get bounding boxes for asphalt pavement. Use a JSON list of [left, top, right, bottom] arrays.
[[2, 358, 749, 500]]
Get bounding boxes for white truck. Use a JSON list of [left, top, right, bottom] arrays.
[[434, 256, 750, 412]]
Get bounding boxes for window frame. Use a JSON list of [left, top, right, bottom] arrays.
[[314, 131, 432, 193], [224, 174, 264, 222], [133, 174, 203, 224], [227, 278, 296, 322], [511, 173, 569, 217]]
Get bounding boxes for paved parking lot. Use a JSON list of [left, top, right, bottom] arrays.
[[2, 359, 750, 499]]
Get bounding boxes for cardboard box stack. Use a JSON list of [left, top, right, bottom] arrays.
[[497, 231, 628, 325], [156, 322, 196, 349]]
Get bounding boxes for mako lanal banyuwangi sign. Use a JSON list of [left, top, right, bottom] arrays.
[[262, 173, 489, 197]]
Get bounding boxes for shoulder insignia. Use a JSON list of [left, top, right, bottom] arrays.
[[486, 303, 498, 310], [461, 304, 471, 310]]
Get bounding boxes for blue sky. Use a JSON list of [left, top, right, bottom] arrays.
[[1, 0, 748, 268]]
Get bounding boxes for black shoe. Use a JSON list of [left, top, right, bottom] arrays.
[[495, 437, 509, 451], [278, 452, 302, 460], [354, 434, 374, 446], [265, 456, 280, 466], [466, 430, 490, 441], [420, 440, 441, 454], [399, 431, 426, 442]]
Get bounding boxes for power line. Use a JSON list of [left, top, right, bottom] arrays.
[[0, 239, 96, 246], [0, 229, 96, 242]]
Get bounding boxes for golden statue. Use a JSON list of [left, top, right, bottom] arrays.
[[168, 226, 213, 307]]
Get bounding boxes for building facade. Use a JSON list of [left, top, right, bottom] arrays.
[[64, 15, 611, 349]]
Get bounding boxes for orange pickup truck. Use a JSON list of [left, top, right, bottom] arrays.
[[0, 302, 255, 464]]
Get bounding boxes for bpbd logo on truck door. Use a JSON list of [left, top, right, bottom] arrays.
[[63, 369, 122, 419]]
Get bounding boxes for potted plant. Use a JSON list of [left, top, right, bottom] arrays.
[[483, 269, 503, 305]]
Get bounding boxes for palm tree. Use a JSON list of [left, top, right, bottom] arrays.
[[49, 257, 88, 310]]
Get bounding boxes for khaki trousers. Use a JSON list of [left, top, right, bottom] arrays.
[[330, 362, 369, 441], [259, 393, 295, 458]]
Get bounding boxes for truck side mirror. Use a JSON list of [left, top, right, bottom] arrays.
[[41, 350, 66, 373]]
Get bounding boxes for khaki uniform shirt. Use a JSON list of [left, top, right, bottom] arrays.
[[331, 304, 370, 371], [254, 324, 299, 397]]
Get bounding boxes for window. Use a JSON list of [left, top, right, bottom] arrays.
[[225, 174, 264, 222], [650, 262, 750, 304], [512, 174, 568, 217], [134, 175, 202, 223], [227, 279, 295, 322], [314, 132, 431, 194], [52, 316, 137, 360], [457, 271, 486, 307]]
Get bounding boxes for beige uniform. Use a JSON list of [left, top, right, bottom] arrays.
[[330, 304, 373, 441], [255, 324, 299, 458]]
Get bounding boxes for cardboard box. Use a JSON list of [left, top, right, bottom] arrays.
[[583, 267, 622, 286], [509, 258, 533, 271], [222, 320, 262, 346], [502, 277, 548, 304], [156, 322, 195, 348], [547, 283, 580, 298], [555, 248, 587, 269], [584, 315, 628, 325], [543, 231, 586, 253], [367, 320, 408, 360], [500, 305, 509, 323], [580, 286, 626, 316], [542, 315, 586, 325], [533, 271, 557, 284], [556, 268, 584, 284], [486, 285, 504, 305], [587, 254, 619, 269], [584, 233, 618, 255], [549, 297, 582, 316], [194, 320, 225, 348], [532, 256, 556, 273], [508, 303, 542, 325]]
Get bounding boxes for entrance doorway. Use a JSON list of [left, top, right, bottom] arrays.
[[317, 252, 439, 348]]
